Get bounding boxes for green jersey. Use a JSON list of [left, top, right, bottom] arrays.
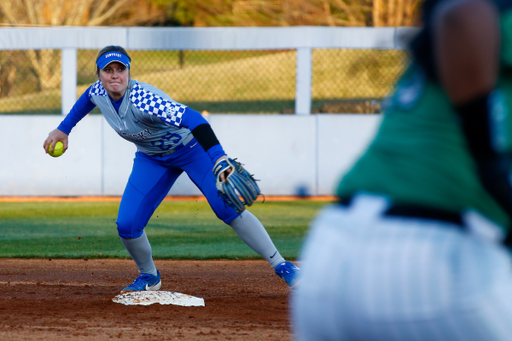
[[337, 5, 512, 230]]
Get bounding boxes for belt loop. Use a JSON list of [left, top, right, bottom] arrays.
[[337, 193, 390, 223]]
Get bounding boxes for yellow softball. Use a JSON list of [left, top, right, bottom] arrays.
[[48, 141, 64, 158]]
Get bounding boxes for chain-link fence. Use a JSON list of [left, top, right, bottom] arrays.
[[0, 48, 408, 115], [0, 49, 62, 114], [313, 49, 409, 113]]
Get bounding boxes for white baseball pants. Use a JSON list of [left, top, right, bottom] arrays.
[[292, 194, 512, 341]]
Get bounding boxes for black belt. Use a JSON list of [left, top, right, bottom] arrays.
[[338, 196, 464, 228]]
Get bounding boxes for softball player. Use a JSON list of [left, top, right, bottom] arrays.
[[292, 0, 512, 339], [43, 46, 300, 292]]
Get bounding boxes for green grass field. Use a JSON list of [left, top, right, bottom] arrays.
[[0, 199, 331, 260]]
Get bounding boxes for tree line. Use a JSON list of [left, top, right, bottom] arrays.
[[0, 0, 422, 99], [0, 0, 422, 28]]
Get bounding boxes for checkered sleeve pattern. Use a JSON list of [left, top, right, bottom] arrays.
[[129, 82, 187, 127], [89, 81, 108, 97]]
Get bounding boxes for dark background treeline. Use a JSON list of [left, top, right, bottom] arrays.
[[0, 0, 422, 28]]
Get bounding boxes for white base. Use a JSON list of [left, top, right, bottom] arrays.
[[112, 291, 205, 307]]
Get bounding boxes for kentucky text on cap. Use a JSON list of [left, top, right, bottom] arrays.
[[97, 52, 131, 69]]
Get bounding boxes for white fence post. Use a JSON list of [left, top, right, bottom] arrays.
[[295, 47, 312, 115], [61, 48, 77, 116]]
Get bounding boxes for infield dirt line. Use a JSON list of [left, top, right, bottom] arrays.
[[0, 281, 113, 287], [0, 195, 336, 202]]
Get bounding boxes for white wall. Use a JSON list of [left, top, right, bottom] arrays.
[[0, 114, 381, 196]]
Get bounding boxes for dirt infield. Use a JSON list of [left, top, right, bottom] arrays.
[[0, 259, 295, 340]]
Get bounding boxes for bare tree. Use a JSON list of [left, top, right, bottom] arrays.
[[0, 0, 422, 98], [0, 0, 164, 92], [369, 0, 422, 26], [0, 51, 18, 98], [153, 0, 422, 27]]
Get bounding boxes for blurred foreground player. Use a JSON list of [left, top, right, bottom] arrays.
[[292, 0, 512, 339], [43, 45, 300, 293]]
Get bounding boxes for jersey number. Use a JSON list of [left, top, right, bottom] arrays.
[[152, 132, 182, 151]]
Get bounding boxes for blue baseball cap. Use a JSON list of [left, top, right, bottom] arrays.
[[96, 51, 131, 69]]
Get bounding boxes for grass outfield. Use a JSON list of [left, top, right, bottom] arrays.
[[0, 199, 332, 260]]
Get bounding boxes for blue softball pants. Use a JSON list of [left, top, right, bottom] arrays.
[[116, 140, 239, 239]]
